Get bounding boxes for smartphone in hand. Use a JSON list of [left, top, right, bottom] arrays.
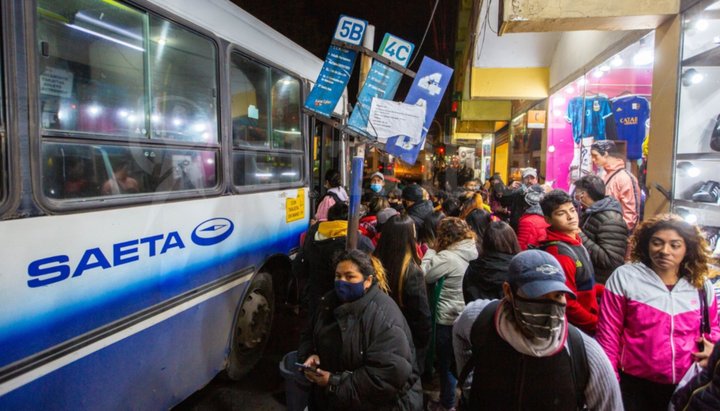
[[295, 362, 321, 374]]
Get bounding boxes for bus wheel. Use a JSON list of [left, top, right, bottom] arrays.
[[227, 272, 274, 380]]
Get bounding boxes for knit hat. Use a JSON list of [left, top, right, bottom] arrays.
[[370, 171, 385, 181], [525, 185, 545, 207], [402, 184, 423, 203], [522, 168, 538, 179], [376, 207, 399, 225]]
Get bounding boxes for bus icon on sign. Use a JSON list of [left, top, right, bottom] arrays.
[[334, 15, 367, 46]]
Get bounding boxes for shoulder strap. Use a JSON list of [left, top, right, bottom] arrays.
[[605, 169, 624, 185], [567, 326, 589, 410], [539, 241, 583, 275], [700, 285, 711, 335], [457, 300, 500, 387], [323, 190, 341, 204]]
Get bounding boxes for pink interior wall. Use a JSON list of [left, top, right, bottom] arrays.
[[546, 67, 653, 190]]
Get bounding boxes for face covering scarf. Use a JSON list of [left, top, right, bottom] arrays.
[[335, 280, 365, 302], [495, 297, 568, 357]]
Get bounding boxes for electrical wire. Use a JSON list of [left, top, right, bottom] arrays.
[[408, 0, 440, 67]]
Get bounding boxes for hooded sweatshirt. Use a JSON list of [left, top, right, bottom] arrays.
[[463, 251, 514, 303], [517, 204, 549, 250], [541, 229, 599, 334], [602, 158, 640, 231], [314, 186, 349, 222], [422, 238, 478, 325]]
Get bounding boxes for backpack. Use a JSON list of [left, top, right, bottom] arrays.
[[457, 300, 589, 410], [534, 241, 594, 291]]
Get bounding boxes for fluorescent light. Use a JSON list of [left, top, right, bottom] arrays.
[[565, 86, 575, 94], [577, 77, 586, 86], [255, 173, 273, 178], [611, 55, 623, 67], [281, 172, 298, 176], [592, 70, 604, 78], [695, 19, 709, 31], [75, 12, 143, 41], [66, 23, 145, 52], [599, 64, 611, 72]]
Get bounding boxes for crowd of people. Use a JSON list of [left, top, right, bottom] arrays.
[[291, 159, 720, 411]]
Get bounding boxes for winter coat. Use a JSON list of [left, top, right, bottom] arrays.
[[578, 196, 628, 284], [406, 200, 434, 235], [463, 250, 514, 303], [298, 284, 424, 411], [672, 340, 720, 410], [541, 230, 599, 334], [597, 263, 720, 385], [602, 159, 640, 231], [516, 205, 549, 250], [421, 239, 478, 325], [397, 263, 432, 352], [296, 221, 374, 316]]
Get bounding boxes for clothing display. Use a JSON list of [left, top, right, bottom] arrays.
[[712, 113, 720, 152], [566, 95, 613, 144], [611, 95, 650, 160]]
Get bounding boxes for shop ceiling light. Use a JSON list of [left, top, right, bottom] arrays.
[[592, 70, 604, 78], [610, 55, 623, 67], [682, 68, 705, 86], [552, 96, 566, 106], [695, 19, 709, 31], [632, 49, 654, 66], [577, 77, 586, 86], [676, 207, 698, 224], [599, 64, 611, 72], [565, 85, 575, 94]]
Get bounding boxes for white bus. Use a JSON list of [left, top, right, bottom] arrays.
[[0, 0, 346, 408]]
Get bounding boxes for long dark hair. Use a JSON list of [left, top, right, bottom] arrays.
[[631, 214, 711, 289], [374, 215, 420, 306], [482, 221, 521, 255], [418, 211, 445, 246]]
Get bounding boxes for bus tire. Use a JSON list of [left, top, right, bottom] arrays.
[[226, 271, 274, 380]]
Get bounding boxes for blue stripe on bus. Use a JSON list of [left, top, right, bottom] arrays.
[[0, 279, 247, 409], [0, 227, 303, 368]]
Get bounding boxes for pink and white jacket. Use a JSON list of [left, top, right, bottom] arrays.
[[597, 263, 720, 385]]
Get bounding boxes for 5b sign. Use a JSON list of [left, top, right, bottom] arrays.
[[334, 15, 367, 45]]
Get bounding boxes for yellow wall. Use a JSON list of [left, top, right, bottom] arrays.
[[494, 142, 509, 183], [471, 67, 549, 99]]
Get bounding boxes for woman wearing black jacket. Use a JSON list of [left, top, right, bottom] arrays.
[[374, 214, 432, 374], [298, 250, 423, 411], [463, 221, 520, 303]]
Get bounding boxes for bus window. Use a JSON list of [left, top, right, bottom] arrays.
[[230, 53, 269, 148], [149, 16, 217, 143], [270, 71, 301, 150], [42, 142, 217, 199], [37, 0, 146, 137], [232, 151, 302, 186]]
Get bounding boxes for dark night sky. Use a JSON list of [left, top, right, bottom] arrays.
[[232, 0, 458, 106]]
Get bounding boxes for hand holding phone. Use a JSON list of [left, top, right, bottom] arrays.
[[295, 362, 321, 374]]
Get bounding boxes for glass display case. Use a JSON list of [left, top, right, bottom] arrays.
[[672, 0, 720, 257]]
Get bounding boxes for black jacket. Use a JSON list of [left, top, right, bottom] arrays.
[[294, 224, 374, 316], [578, 196, 628, 284], [672, 340, 720, 411], [463, 251, 514, 303], [406, 200, 434, 235], [398, 263, 432, 351], [298, 285, 424, 411]]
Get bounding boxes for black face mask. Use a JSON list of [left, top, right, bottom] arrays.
[[511, 294, 567, 339]]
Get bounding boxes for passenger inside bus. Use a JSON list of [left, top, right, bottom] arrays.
[[102, 159, 140, 195]]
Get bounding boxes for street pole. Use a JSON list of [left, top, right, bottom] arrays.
[[346, 24, 374, 250]]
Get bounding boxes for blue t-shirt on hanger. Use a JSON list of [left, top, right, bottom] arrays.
[[566, 95, 613, 144], [612, 95, 650, 160]]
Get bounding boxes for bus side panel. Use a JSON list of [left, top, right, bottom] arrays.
[[0, 189, 309, 382], [0, 282, 248, 410]]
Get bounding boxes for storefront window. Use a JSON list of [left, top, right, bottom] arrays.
[[546, 33, 654, 191]]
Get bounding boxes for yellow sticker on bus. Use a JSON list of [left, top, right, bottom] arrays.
[[286, 188, 305, 223]]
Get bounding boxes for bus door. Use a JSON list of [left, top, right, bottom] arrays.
[[309, 119, 345, 214]]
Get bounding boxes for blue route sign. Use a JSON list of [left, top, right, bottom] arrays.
[[304, 15, 367, 117], [347, 33, 414, 135], [385, 57, 453, 164]]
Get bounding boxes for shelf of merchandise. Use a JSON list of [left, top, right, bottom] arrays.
[[674, 199, 720, 210], [683, 44, 720, 67]]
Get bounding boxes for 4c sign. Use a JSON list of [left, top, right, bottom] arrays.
[[334, 15, 367, 45]]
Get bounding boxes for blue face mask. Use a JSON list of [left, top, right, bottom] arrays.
[[334, 280, 366, 302], [370, 183, 382, 193]]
